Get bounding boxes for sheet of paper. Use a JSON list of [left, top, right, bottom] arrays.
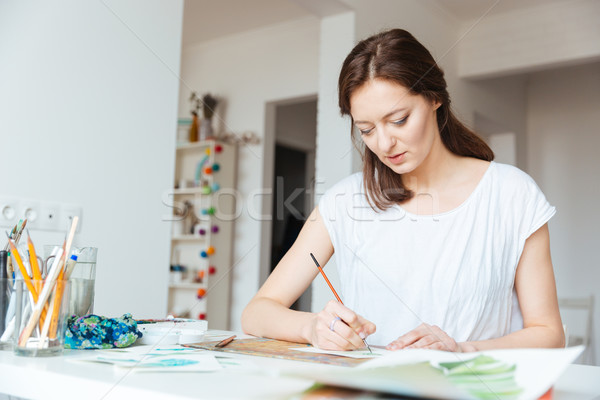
[[288, 346, 584, 400], [287, 360, 469, 399], [100, 344, 203, 356], [71, 352, 222, 372], [289, 346, 390, 358]]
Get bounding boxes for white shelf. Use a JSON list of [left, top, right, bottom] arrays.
[[171, 187, 207, 195], [170, 139, 236, 329], [172, 234, 207, 242], [169, 282, 207, 289], [176, 140, 216, 152]]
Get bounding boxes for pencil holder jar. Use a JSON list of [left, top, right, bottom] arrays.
[[67, 247, 97, 318], [44, 246, 97, 318], [0, 278, 14, 350], [14, 279, 71, 357]]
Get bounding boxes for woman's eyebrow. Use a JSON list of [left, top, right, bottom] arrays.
[[353, 107, 407, 124]]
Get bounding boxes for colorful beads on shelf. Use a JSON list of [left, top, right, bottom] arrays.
[[215, 145, 223, 153], [211, 183, 220, 192], [198, 313, 206, 320], [212, 163, 220, 172], [205, 148, 211, 155], [195, 155, 210, 183], [197, 226, 218, 235], [204, 166, 212, 175], [196, 288, 206, 299], [201, 207, 215, 216], [208, 266, 216, 275], [194, 269, 205, 283], [200, 246, 215, 258]]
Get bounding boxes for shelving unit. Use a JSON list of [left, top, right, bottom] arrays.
[[168, 139, 237, 330]]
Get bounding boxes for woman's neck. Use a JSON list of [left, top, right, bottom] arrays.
[[401, 139, 461, 195]]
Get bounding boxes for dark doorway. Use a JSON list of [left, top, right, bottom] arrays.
[[265, 98, 317, 312], [270, 144, 310, 311]]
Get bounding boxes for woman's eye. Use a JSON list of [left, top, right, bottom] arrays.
[[391, 116, 408, 126], [359, 127, 374, 135]]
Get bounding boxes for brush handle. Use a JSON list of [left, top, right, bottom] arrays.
[[310, 253, 343, 304]]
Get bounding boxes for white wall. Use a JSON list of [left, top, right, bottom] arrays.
[[463, 76, 528, 168], [179, 17, 320, 330], [527, 62, 600, 363], [312, 11, 356, 311], [0, 0, 183, 318], [458, 0, 600, 79]]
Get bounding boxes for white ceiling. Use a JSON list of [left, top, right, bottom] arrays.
[[182, 0, 574, 46]]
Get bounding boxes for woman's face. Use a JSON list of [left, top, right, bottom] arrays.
[[350, 78, 440, 175]]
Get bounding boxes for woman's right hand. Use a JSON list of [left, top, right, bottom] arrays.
[[304, 300, 376, 350]]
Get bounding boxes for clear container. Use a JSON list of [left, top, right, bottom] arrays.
[[44, 246, 97, 318], [14, 279, 71, 357], [0, 278, 14, 350]]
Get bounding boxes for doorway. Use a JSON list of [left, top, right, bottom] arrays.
[[261, 96, 317, 312]]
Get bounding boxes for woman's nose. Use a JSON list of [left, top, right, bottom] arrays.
[[377, 126, 396, 152]]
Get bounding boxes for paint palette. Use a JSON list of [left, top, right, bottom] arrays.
[[136, 318, 208, 345]]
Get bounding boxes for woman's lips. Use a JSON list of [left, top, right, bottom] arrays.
[[387, 152, 406, 165]]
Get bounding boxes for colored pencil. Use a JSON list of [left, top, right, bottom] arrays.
[[6, 237, 37, 302], [27, 233, 42, 281]]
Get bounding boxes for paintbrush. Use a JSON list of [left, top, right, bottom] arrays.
[[309, 253, 372, 353], [47, 216, 78, 339]]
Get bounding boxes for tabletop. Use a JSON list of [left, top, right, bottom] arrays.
[[0, 331, 599, 400]]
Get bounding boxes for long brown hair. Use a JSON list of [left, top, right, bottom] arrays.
[[338, 29, 493, 210]]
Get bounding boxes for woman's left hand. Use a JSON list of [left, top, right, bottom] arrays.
[[386, 323, 473, 352]]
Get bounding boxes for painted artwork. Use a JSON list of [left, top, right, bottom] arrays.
[[294, 346, 584, 400], [71, 350, 221, 372]]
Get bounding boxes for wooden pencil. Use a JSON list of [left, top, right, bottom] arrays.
[[6, 237, 38, 302]]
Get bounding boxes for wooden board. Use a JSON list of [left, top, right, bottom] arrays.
[[183, 337, 368, 367]]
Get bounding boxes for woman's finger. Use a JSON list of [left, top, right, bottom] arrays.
[[405, 334, 437, 349], [356, 316, 377, 338], [329, 316, 365, 349], [387, 323, 431, 350], [322, 300, 376, 347]]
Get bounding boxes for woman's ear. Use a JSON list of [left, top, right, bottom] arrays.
[[433, 100, 442, 110]]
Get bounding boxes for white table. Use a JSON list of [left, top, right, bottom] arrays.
[[0, 332, 599, 400]]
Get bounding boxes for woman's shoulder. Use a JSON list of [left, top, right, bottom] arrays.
[[318, 172, 363, 212], [488, 161, 546, 198], [323, 172, 363, 196], [490, 162, 537, 184], [318, 172, 365, 223]]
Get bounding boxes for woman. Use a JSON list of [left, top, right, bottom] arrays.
[[242, 29, 564, 352]]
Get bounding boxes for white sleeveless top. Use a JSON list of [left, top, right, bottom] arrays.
[[318, 162, 555, 346]]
